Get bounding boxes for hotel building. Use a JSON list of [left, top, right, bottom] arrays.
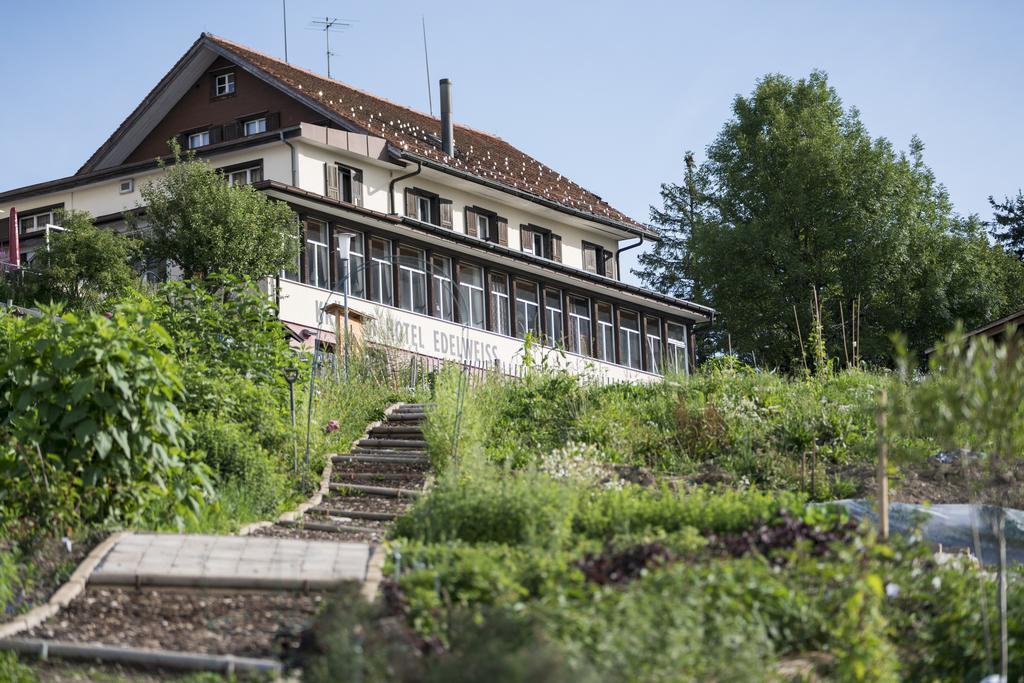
[[0, 34, 713, 381]]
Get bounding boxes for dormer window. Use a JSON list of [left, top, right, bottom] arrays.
[[188, 130, 210, 149], [243, 117, 266, 136], [214, 72, 235, 97]]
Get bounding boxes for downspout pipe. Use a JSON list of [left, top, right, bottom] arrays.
[[615, 236, 643, 279], [388, 160, 423, 215], [279, 131, 297, 187]]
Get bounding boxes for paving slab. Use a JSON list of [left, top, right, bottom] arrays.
[[88, 533, 371, 590]]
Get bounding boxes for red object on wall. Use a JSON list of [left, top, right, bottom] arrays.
[[8, 208, 18, 268]]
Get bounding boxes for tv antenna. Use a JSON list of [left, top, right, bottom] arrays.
[[422, 16, 433, 116], [307, 16, 353, 78]]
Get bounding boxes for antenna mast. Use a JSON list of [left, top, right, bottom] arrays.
[[308, 17, 352, 79], [422, 16, 433, 116], [282, 0, 289, 62]]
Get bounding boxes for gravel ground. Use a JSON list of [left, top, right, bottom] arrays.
[[252, 523, 385, 544], [27, 588, 326, 658], [319, 495, 412, 515]]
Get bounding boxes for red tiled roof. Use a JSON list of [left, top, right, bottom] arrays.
[[204, 34, 647, 232]]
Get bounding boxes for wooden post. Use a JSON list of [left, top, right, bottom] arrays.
[[811, 441, 818, 500], [877, 389, 889, 541], [801, 450, 807, 494], [839, 301, 850, 368], [793, 305, 808, 373]]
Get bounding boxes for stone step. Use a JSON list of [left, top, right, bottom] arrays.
[[308, 505, 399, 521], [332, 471, 426, 480], [276, 518, 382, 535], [328, 483, 423, 498], [387, 411, 427, 420], [369, 425, 424, 437], [356, 438, 428, 449], [333, 454, 428, 465]]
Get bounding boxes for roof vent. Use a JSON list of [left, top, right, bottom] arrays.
[[440, 78, 454, 157]]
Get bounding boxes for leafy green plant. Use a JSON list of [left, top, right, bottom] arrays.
[[0, 303, 210, 528]]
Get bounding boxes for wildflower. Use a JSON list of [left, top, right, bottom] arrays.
[[325, 420, 340, 434]]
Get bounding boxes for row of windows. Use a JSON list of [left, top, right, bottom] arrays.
[[285, 217, 689, 374]]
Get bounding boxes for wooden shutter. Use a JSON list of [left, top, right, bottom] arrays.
[[465, 208, 478, 236], [325, 163, 340, 200], [520, 225, 533, 252], [222, 122, 239, 142], [603, 249, 616, 279], [551, 234, 562, 262], [496, 217, 508, 246], [209, 125, 223, 145], [352, 169, 363, 206], [583, 244, 598, 273], [439, 199, 453, 228], [175, 132, 189, 151], [266, 112, 281, 131], [404, 189, 418, 218]]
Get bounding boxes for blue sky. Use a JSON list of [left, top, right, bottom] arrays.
[[1, 1, 1020, 282]]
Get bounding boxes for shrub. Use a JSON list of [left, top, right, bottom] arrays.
[[393, 472, 577, 547], [0, 304, 210, 528]]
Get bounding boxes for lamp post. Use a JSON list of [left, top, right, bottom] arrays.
[[334, 232, 354, 382], [283, 364, 299, 475]]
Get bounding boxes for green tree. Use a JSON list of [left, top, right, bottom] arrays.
[[19, 210, 140, 310], [989, 190, 1024, 260], [638, 71, 1024, 368], [135, 145, 299, 281]]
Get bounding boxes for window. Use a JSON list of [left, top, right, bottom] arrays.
[[667, 322, 689, 375], [243, 118, 266, 136], [18, 209, 59, 235], [227, 165, 263, 186], [188, 130, 210, 149], [303, 218, 330, 289], [398, 247, 428, 315], [582, 242, 616, 278], [119, 178, 134, 194], [488, 273, 510, 336], [326, 164, 362, 205], [644, 315, 663, 374], [369, 237, 393, 306], [333, 231, 364, 299], [595, 303, 615, 363], [568, 297, 592, 357], [475, 213, 490, 240], [522, 225, 550, 258], [283, 218, 301, 281], [417, 195, 433, 224], [431, 256, 454, 321], [543, 288, 563, 347], [618, 310, 642, 369], [514, 280, 541, 340], [458, 264, 486, 329], [214, 72, 235, 96]]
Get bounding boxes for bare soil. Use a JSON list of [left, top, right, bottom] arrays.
[[1, 531, 103, 625], [252, 523, 385, 544], [26, 587, 325, 658]]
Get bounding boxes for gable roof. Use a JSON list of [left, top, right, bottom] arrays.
[[80, 33, 651, 235]]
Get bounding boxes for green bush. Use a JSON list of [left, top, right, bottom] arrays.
[[0, 304, 210, 528], [393, 472, 577, 547], [0, 652, 35, 683]]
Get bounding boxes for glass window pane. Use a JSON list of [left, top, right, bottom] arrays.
[[458, 264, 485, 329], [569, 297, 592, 356], [432, 256, 453, 321], [370, 238, 393, 305], [619, 311, 641, 369], [514, 280, 540, 340], [645, 316, 663, 374], [489, 273, 510, 336], [544, 289, 563, 347]]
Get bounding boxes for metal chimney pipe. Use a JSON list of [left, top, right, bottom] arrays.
[[440, 78, 454, 157]]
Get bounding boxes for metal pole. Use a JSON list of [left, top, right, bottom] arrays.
[[877, 389, 889, 541], [288, 379, 296, 474], [282, 0, 289, 62], [343, 258, 351, 382], [302, 308, 322, 491]]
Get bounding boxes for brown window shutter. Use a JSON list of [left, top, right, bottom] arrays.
[[325, 163, 340, 200], [222, 122, 239, 141], [496, 217, 508, 246], [583, 244, 598, 273], [404, 189, 418, 218], [209, 76, 218, 98], [209, 125, 223, 145], [352, 169, 363, 206], [266, 112, 281, 131], [551, 234, 562, 262], [439, 199, 453, 228], [603, 249, 616, 279], [465, 208, 478, 236], [520, 225, 533, 252]]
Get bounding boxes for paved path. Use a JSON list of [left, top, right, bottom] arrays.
[[89, 533, 371, 590]]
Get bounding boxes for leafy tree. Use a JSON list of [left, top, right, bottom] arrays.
[[989, 190, 1024, 260], [638, 71, 1024, 368], [135, 145, 299, 282], [19, 210, 141, 309]]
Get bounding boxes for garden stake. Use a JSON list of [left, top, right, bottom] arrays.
[[996, 507, 1008, 682], [839, 300, 850, 368], [970, 506, 995, 675], [801, 450, 806, 494], [811, 442, 817, 500], [876, 389, 889, 541], [793, 305, 808, 373]]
